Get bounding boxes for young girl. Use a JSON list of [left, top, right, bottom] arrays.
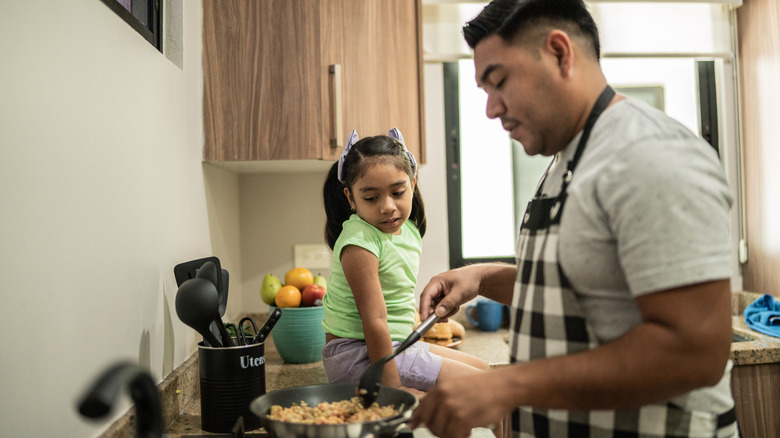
[[321, 128, 489, 396]]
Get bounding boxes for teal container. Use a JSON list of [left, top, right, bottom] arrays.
[[270, 305, 326, 363]]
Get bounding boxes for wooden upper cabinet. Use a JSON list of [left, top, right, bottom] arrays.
[[203, 0, 426, 164]]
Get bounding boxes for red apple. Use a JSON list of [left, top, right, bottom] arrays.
[[301, 284, 326, 307]]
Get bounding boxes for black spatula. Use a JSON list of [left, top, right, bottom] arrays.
[[357, 313, 439, 407]]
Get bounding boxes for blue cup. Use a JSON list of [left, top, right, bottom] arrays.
[[466, 299, 503, 332]]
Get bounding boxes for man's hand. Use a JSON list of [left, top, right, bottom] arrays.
[[419, 263, 517, 320], [410, 369, 513, 438]]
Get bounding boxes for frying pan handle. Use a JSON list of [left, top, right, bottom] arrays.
[[373, 412, 413, 435]]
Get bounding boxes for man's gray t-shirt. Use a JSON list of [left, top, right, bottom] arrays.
[[539, 98, 734, 344]]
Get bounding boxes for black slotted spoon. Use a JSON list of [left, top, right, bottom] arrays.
[[357, 313, 440, 407]]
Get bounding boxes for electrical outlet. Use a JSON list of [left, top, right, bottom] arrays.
[[294, 244, 332, 270]]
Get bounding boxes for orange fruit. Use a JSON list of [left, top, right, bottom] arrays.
[[284, 267, 313, 291], [275, 285, 302, 308]]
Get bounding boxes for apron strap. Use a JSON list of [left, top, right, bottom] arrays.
[[567, 85, 616, 174], [534, 85, 616, 199]]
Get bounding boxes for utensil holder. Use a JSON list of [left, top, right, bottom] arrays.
[[198, 340, 265, 432]]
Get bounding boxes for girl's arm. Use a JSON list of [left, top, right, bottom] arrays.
[[340, 245, 401, 388]]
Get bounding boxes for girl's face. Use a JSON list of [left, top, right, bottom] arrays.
[[345, 162, 415, 235]]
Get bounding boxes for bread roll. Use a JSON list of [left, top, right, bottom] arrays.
[[424, 322, 453, 340], [415, 312, 465, 346], [449, 320, 465, 338]]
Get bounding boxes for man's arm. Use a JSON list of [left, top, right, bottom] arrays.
[[412, 279, 732, 437]]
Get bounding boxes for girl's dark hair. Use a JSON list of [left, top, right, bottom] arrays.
[[323, 135, 426, 249], [463, 0, 601, 60]]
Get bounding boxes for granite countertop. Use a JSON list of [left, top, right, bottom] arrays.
[[160, 317, 511, 437], [103, 292, 780, 437], [730, 291, 780, 365], [162, 336, 329, 437]]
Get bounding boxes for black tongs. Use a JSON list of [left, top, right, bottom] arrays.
[[250, 307, 282, 344]]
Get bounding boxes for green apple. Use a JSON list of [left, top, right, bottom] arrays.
[[313, 273, 327, 290], [260, 273, 283, 305]]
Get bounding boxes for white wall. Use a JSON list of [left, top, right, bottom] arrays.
[[0, 4, 453, 434], [416, 63, 452, 297], [238, 171, 330, 314], [0, 1, 214, 436]]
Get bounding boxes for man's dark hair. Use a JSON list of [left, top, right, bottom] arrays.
[[463, 0, 601, 60], [462, 0, 518, 49]]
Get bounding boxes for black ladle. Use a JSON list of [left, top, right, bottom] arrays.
[[357, 313, 439, 408], [196, 261, 235, 347], [175, 278, 233, 347]]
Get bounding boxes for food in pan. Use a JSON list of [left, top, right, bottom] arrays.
[[268, 397, 400, 424]]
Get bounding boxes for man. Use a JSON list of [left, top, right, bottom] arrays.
[[410, 0, 737, 437]]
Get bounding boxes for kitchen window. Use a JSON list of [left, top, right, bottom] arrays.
[[101, 0, 162, 51], [443, 60, 549, 267], [439, 1, 744, 287]]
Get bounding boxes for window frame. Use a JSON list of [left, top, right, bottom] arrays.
[[101, 0, 162, 51], [443, 62, 516, 269], [444, 58, 722, 271]]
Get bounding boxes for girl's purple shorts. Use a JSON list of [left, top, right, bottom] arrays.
[[321, 338, 443, 390]]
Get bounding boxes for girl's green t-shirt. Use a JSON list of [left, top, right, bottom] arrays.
[[321, 215, 421, 341]]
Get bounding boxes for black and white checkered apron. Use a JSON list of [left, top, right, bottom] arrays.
[[509, 86, 737, 438]]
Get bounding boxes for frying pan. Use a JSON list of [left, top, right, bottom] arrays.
[[249, 383, 418, 438]]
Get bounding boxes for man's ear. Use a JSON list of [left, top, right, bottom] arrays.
[[546, 30, 574, 77]]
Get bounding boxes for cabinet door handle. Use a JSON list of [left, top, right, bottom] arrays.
[[329, 64, 343, 148]]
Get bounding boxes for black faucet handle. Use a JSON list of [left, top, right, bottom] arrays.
[[77, 361, 163, 438]]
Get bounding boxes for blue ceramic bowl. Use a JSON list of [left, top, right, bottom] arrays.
[[269, 305, 325, 364]]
